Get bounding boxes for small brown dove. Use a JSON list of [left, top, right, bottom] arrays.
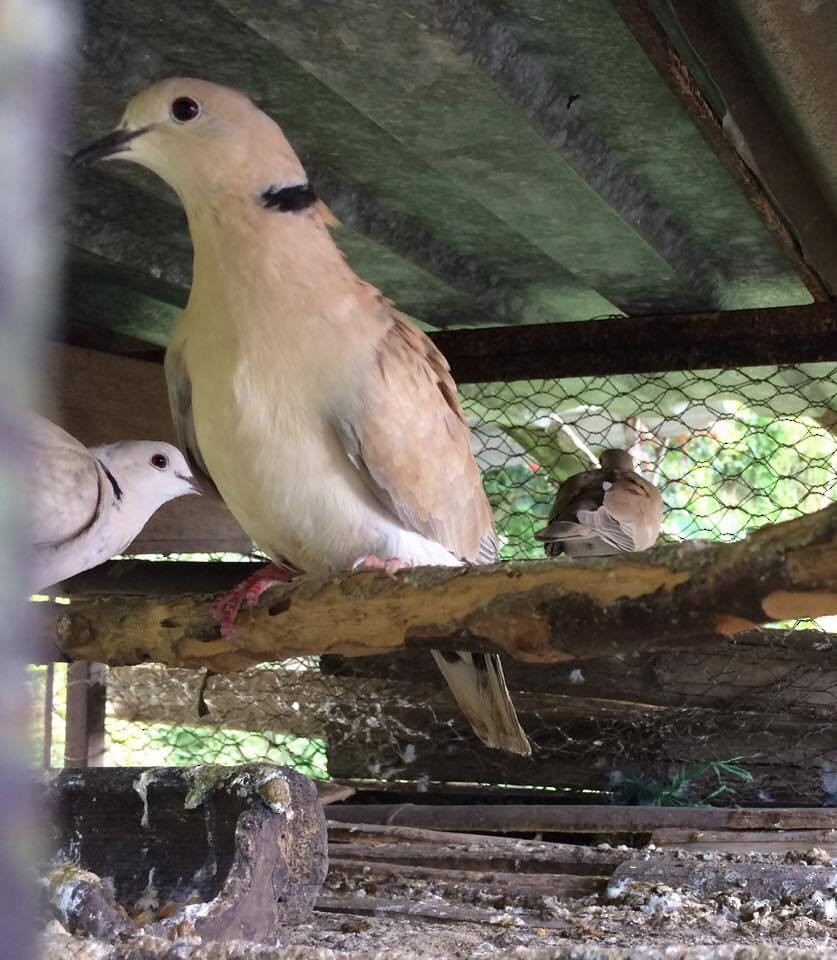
[[536, 449, 663, 557], [73, 78, 530, 756]]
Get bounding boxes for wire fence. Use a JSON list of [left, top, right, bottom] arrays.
[[30, 362, 837, 803]]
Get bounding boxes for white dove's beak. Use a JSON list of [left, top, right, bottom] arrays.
[[178, 472, 203, 495]]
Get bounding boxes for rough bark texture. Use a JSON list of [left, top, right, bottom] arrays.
[[42, 504, 837, 670], [44, 765, 328, 945], [609, 858, 837, 901]]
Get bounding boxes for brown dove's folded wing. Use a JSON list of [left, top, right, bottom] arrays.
[[335, 310, 497, 565]]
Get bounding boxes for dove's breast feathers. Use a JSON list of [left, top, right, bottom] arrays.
[[169, 213, 494, 573]]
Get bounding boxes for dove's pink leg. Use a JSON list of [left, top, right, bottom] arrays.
[[211, 562, 300, 643], [352, 554, 412, 576]]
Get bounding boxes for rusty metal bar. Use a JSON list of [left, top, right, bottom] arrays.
[[432, 301, 837, 383]]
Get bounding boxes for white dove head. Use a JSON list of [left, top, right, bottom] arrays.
[[72, 78, 307, 202], [599, 449, 636, 472], [89, 440, 200, 513]]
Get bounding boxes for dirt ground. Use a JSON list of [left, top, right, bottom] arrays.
[[40, 843, 837, 958]]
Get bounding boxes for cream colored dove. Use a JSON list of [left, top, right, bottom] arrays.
[[24, 412, 198, 592], [536, 449, 663, 557], [73, 78, 530, 755]]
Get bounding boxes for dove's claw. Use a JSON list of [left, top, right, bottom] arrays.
[[352, 554, 412, 577], [210, 562, 299, 644]]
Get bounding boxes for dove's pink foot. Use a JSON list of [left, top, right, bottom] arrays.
[[352, 554, 412, 577], [211, 562, 299, 643]]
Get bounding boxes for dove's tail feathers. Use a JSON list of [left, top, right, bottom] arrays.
[[535, 519, 593, 543], [575, 508, 636, 552], [432, 650, 531, 756]]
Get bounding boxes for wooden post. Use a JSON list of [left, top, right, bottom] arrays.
[[0, 2, 74, 957], [42, 664, 55, 769], [64, 662, 107, 768]]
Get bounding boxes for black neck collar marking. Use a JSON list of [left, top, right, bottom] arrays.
[[98, 460, 123, 501], [261, 181, 317, 212]]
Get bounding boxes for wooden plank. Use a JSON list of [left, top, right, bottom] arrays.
[[327, 858, 605, 897], [329, 804, 837, 834], [609, 857, 837, 900], [106, 663, 334, 740], [322, 628, 837, 711], [315, 895, 567, 929], [33, 342, 250, 555], [651, 827, 837, 854], [327, 820, 606, 851], [327, 728, 832, 805], [328, 841, 621, 876]]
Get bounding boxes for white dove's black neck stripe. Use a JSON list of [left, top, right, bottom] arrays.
[[98, 460, 123, 501], [261, 181, 317, 212]]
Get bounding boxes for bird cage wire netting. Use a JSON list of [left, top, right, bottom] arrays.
[[30, 362, 837, 804]]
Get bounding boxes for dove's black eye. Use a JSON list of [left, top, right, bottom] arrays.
[[171, 97, 201, 123], [150, 453, 169, 470]]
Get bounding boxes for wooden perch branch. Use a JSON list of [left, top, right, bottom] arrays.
[[41, 503, 837, 671]]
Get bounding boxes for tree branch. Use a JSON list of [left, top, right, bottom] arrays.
[[42, 504, 837, 671]]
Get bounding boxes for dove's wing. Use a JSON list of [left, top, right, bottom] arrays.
[[539, 463, 662, 555], [601, 470, 664, 551], [334, 310, 528, 755], [25, 414, 104, 549], [335, 312, 497, 564]]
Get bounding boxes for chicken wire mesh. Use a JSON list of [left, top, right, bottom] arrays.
[[31, 362, 837, 803]]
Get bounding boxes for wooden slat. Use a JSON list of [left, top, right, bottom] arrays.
[[610, 857, 837, 900], [315, 895, 568, 929], [329, 804, 837, 833], [34, 342, 250, 555], [651, 827, 837, 854], [322, 629, 837, 711], [327, 858, 606, 896], [327, 840, 620, 876]]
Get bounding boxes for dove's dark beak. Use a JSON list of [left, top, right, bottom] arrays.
[[71, 126, 148, 167], [177, 472, 203, 495]]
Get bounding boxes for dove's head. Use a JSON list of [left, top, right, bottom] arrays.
[[89, 440, 200, 514], [72, 78, 307, 202], [599, 449, 635, 472]]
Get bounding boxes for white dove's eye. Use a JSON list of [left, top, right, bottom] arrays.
[[171, 97, 201, 123], [150, 453, 169, 470]]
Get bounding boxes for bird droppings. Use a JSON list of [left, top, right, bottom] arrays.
[[41, 846, 837, 957], [132, 769, 159, 828]]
